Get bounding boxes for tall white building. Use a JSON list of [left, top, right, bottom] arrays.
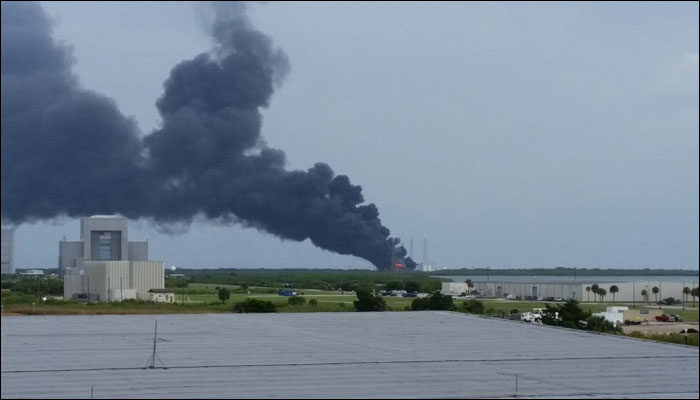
[[1, 225, 15, 274], [61, 216, 164, 301]]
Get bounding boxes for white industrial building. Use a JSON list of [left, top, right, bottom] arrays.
[[61, 216, 164, 301], [443, 279, 699, 303], [1, 225, 15, 274]]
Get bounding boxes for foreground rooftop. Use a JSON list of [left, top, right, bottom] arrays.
[[1, 312, 698, 398]]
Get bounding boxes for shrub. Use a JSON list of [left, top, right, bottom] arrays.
[[462, 299, 485, 314], [353, 289, 386, 311], [585, 315, 622, 334], [1, 293, 37, 305], [308, 299, 318, 307], [411, 292, 454, 311], [233, 298, 277, 313], [288, 296, 306, 306]]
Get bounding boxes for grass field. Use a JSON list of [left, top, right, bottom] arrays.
[[2, 290, 697, 321]]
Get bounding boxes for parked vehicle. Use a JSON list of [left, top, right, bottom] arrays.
[[655, 314, 675, 322], [505, 294, 517, 301], [657, 297, 681, 306], [624, 320, 642, 325]]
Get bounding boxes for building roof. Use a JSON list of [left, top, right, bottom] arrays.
[[1, 312, 698, 398], [148, 288, 175, 293]]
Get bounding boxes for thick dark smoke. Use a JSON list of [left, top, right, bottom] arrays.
[[1, 2, 416, 271]]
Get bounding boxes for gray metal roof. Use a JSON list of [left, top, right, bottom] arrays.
[[1, 312, 698, 399]]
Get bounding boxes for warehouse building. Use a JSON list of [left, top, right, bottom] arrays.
[[1, 225, 15, 274], [1, 312, 698, 398], [61, 216, 164, 301], [443, 279, 698, 303]]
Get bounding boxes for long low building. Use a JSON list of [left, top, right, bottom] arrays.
[[444, 280, 699, 302], [1, 312, 698, 398]]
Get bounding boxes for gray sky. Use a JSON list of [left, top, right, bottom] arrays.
[[12, 1, 699, 270]]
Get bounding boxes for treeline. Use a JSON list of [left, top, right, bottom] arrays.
[[0, 275, 63, 297], [431, 267, 699, 277], [168, 268, 444, 293]]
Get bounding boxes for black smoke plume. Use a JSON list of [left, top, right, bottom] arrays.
[[1, 2, 416, 271]]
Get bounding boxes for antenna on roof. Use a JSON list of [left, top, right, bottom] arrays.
[[144, 320, 167, 369]]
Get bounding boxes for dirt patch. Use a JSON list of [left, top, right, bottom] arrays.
[[622, 321, 699, 335]]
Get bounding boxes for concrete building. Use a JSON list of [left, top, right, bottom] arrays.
[[1, 225, 15, 274], [443, 279, 699, 303], [61, 216, 164, 301], [148, 288, 175, 303]]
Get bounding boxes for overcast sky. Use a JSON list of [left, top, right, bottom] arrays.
[[9, 1, 699, 270]]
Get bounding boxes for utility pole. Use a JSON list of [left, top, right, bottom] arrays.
[[144, 320, 167, 369], [108, 277, 111, 302], [120, 277, 123, 302], [87, 276, 90, 303]]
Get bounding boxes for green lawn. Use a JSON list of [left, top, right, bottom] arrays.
[[466, 299, 699, 322], [3, 289, 697, 321]]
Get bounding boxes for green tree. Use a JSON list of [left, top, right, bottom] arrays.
[[462, 299, 484, 314], [691, 287, 698, 308], [652, 286, 659, 303], [585, 315, 621, 333], [465, 279, 474, 294], [598, 288, 607, 302], [309, 299, 318, 307], [217, 288, 230, 304], [233, 298, 276, 313], [591, 284, 599, 303], [683, 287, 690, 304], [353, 289, 386, 312], [609, 285, 618, 303], [288, 295, 306, 306], [641, 289, 648, 303], [385, 281, 404, 291], [541, 300, 591, 329], [585, 286, 591, 302], [404, 281, 421, 293], [411, 291, 455, 311]]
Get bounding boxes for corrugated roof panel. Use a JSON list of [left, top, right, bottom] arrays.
[[1, 312, 698, 398]]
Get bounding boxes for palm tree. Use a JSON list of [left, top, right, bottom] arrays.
[[683, 287, 690, 304], [585, 286, 591, 302], [692, 287, 698, 308], [465, 279, 474, 294], [641, 289, 648, 303], [591, 284, 599, 303], [652, 286, 659, 303], [598, 288, 607, 302], [609, 285, 618, 303]]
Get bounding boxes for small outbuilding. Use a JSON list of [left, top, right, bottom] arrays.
[[148, 288, 175, 303]]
